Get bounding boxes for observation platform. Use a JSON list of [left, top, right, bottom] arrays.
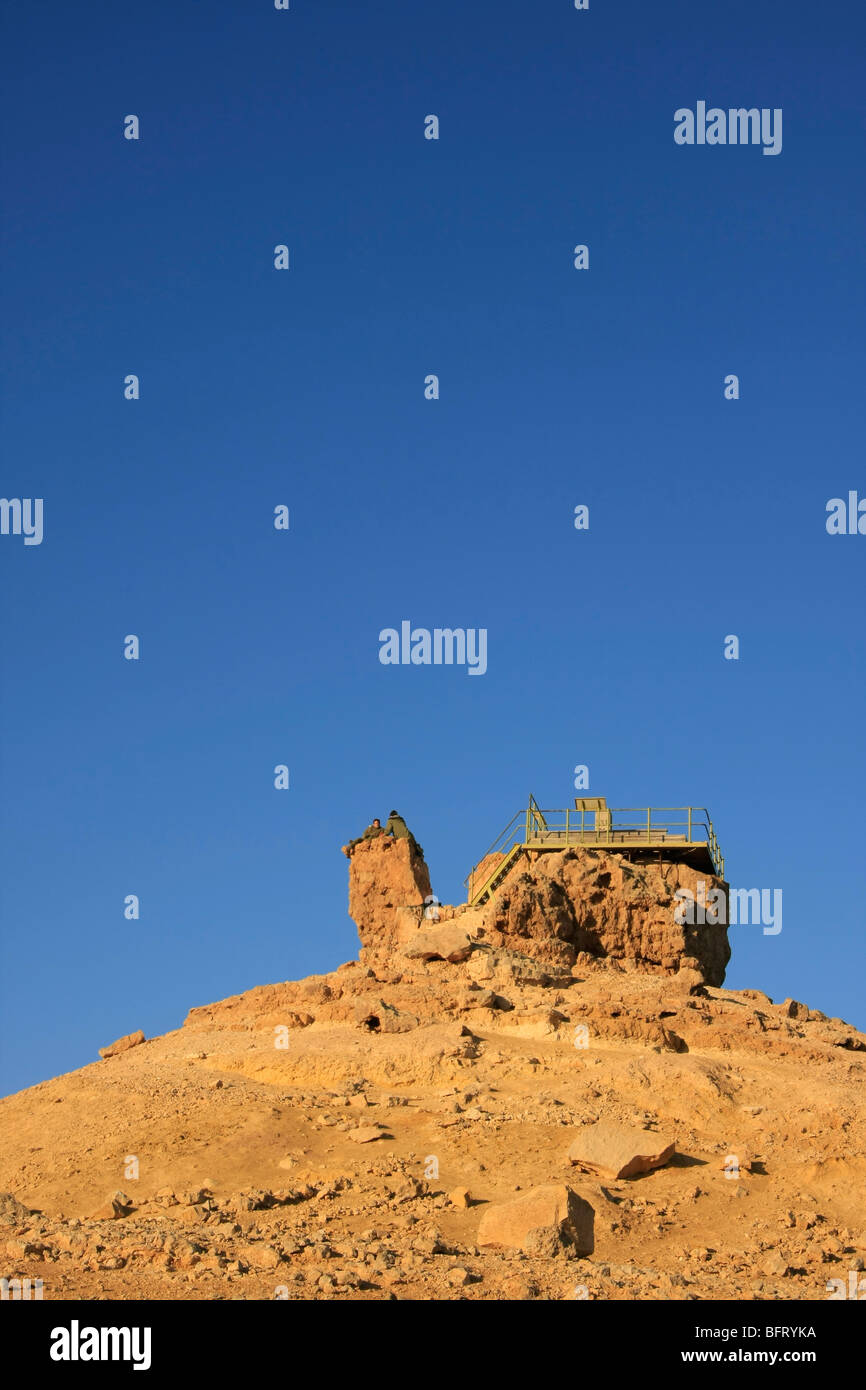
[[465, 797, 725, 906]]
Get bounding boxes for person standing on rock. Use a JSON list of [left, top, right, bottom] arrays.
[[342, 818, 384, 857], [384, 810, 423, 859]]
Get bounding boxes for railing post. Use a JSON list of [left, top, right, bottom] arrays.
[[525, 808, 531, 844], [565, 808, 569, 845], [646, 806, 651, 842]]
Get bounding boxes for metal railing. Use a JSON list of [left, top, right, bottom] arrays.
[[465, 801, 725, 902]]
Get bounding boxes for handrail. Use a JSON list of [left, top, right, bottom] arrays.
[[468, 812, 524, 873], [465, 803, 725, 896], [527, 794, 547, 838]]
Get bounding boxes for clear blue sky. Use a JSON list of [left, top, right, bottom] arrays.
[[1, 0, 864, 1097]]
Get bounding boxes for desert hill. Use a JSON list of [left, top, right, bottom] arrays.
[[1, 836, 864, 1301]]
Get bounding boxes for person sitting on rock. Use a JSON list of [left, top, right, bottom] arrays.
[[342, 818, 383, 857], [384, 810, 423, 859]]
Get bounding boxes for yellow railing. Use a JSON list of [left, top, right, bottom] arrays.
[[465, 801, 725, 904]]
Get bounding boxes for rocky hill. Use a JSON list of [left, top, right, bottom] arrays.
[[1, 835, 864, 1301]]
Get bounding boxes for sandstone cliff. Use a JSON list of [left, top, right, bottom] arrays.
[[476, 848, 730, 986], [352, 836, 730, 986]]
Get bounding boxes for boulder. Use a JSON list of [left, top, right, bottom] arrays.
[[237, 1242, 281, 1270], [567, 1121, 676, 1179], [672, 966, 706, 996], [0, 1193, 33, 1225], [781, 998, 809, 1020], [284, 1011, 314, 1029], [403, 925, 475, 963], [477, 1184, 594, 1255], [98, 1029, 146, 1060], [348, 1126, 384, 1145], [91, 1190, 134, 1220]]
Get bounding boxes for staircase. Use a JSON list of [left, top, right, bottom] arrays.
[[468, 843, 524, 907]]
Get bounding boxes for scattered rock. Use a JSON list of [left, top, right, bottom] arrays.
[[91, 1191, 134, 1221], [237, 1242, 281, 1270], [716, 1150, 754, 1175], [176, 1188, 208, 1207], [0, 1193, 33, 1225], [348, 1126, 384, 1145], [567, 1122, 675, 1180], [477, 1184, 594, 1255]]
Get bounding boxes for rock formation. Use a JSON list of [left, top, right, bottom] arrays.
[[351, 838, 730, 986], [0, 822, 862, 1304], [348, 836, 432, 960], [477, 848, 731, 986]]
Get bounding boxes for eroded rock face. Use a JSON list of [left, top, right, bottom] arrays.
[[478, 849, 731, 985], [349, 837, 729, 984], [348, 834, 432, 959]]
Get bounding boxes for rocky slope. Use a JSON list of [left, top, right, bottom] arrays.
[[0, 840, 863, 1302]]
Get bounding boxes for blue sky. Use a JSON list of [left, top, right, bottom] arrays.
[[1, 0, 864, 1097]]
